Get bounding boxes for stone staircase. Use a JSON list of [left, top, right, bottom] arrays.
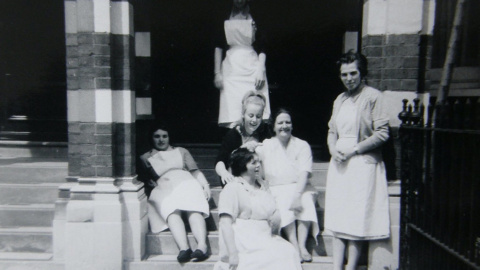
[[0, 141, 67, 268], [0, 142, 335, 269]]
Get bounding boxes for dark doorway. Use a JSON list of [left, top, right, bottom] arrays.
[[0, 0, 67, 141], [150, 0, 348, 151]]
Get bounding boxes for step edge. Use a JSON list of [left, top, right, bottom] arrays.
[[0, 251, 53, 261], [0, 141, 68, 147], [0, 227, 53, 234], [0, 204, 55, 209]]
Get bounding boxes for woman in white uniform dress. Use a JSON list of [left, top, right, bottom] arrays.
[[256, 108, 319, 263], [139, 125, 211, 263], [324, 50, 390, 270], [215, 148, 302, 270], [214, 0, 270, 127]]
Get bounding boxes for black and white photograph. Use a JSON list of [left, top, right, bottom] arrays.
[[0, 0, 479, 269]]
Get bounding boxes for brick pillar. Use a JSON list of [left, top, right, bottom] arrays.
[[53, 0, 147, 268], [361, 0, 435, 127], [360, 1, 436, 269]]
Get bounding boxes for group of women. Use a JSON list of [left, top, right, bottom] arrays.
[[138, 0, 391, 269]]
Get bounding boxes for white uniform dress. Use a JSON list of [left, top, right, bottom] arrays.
[[324, 98, 390, 240], [146, 148, 209, 233], [218, 18, 271, 125], [256, 137, 320, 239], [214, 179, 302, 270]]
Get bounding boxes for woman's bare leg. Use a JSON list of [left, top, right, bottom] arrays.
[[333, 237, 346, 270], [345, 240, 362, 270], [167, 210, 189, 250], [297, 220, 312, 261], [187, 211, 208, 252], [284, 222, 302, 262]]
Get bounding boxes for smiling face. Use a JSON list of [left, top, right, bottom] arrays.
[[340, 61, 362, 94], [244, 154, 261, 178], [152, 129, 170, 151], [243, 103, 264, 133], [274, 113, 293, 139]]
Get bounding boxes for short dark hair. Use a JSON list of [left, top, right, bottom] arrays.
[[229, 148, 256, 177], [149, 122, 171, 147], [149, 122, 170, 137], [336, 50, 368, 78], [270, 107, 293, 134]]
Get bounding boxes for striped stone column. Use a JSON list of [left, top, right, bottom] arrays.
[[53, 0, 147, 269], [360, 1, 436, 269]]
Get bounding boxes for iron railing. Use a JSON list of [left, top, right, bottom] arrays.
[[399, 97, 480, 270]]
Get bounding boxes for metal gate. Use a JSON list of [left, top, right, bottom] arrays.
[[399, 97, 480, 270]]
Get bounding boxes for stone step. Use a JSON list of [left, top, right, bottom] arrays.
[[0, 252, 64, 270], [146, 231, 333, 257], [193, 156, 328, 170], [208, 187, 326, 211], [0, 252, 54, 261], [0, 227, 52, 253], [0, 141, 68, 159], [202, 162, 329, 188], [127, 254, 334, 270], [0, 204, 54, 227], [0, 184, 60, 205], [204, 207, 325, 233], [202, 168, 328, 188], [0, 158, 68, 184]]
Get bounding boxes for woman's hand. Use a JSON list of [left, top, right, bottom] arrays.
[[330, 148, 346, 163], [333, 147, 357, 163], [228, 252, 239, 270], [203, 184, 211, 201], [341, 147, 357, 161], [220, 171, 235, 185], [289, 193, 303, 213], [214, 73, 223, 89], [268, 209, 281, 235], [254, 68, 265, 90], [241, 141, 262, 152]]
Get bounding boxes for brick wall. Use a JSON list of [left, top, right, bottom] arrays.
[[362, 34, 425, 92], [65, 0, 136, 179]]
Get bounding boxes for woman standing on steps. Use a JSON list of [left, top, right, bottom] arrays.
[[256, 108, 319, 263], [214, 148, 302, 270], [324, 50, 390, 270], [139, 124, 211, 263], [214, 0, 271, 128]]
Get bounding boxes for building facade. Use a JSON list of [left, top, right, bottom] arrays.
[[0, 0, 478, 269]]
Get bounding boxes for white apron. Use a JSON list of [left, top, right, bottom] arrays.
[[214, 182, 301, 270], [147, 149, 209, 233], [219, 19, 270, 125], [324, 98, 390, 240]]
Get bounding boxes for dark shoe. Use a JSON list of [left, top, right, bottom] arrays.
[[177, 249, 193, 263], [191, 249, 209, 262]]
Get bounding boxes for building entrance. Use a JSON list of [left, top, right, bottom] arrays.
[[0, 0, 67, 141], [149, 0, 350, 151]]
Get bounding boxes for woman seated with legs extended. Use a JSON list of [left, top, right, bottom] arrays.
[[256, 108, 320, 263], [214, 148, 302, 270], [139, 124, 211, 263]]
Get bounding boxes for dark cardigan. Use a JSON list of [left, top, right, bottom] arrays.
[[216, 122, 272, 175]]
